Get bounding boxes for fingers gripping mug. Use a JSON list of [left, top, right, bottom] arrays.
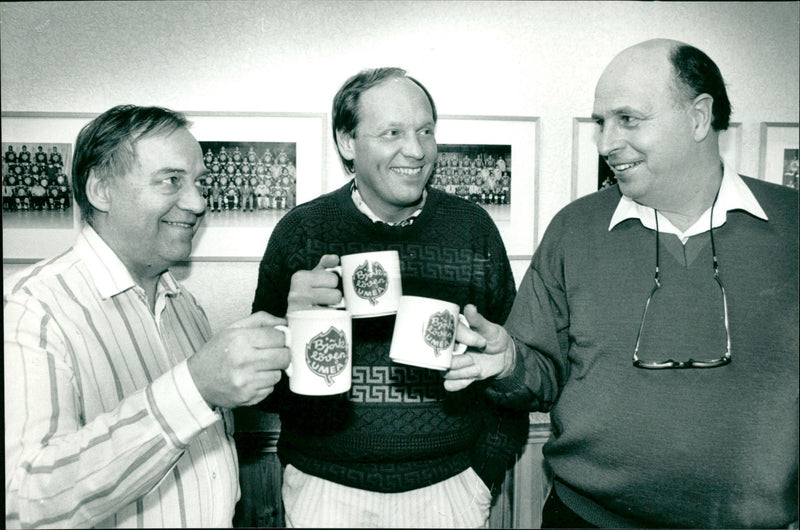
[[277, 309, 353, 395], [329, 250, 403, 318], [389, 296, 468, 371]]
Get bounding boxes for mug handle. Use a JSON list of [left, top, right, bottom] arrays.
[[453, 314, 469, 355], [275, 325, 293, 377], [324, 265, 346, 309]]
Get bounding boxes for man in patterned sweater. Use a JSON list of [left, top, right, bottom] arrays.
[[250, 68, 528, 527]]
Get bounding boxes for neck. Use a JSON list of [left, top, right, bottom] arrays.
[[653, 160, 723, 232], [354, 179, 426, 224], [93, 222, 164, 312], [118, 258, 162, 312], [136, 274, 161, 312]]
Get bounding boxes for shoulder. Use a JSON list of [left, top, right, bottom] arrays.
[[4, 249, 82, 300], [276, 182, 350, 226], [561, 185, 621, 218], [741, 175, 798, 216], [546, 185, 621, 238], [740, 176, 798, 239], [426, 187, 496, 226], [3, 250, 85, 324]]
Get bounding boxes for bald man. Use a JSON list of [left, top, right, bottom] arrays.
[[445, 39, 798, 528]]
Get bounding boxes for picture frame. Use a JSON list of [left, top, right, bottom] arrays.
[[183, 112, 327, 260], [758, 122, 799, 189], [571, 118, 743, 200], [435, 115, 539, 258], [571, 117, 602, 201], [1, 111, 327, 263], [2, 112, 94, 262]]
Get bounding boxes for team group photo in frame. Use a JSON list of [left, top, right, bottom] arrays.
[[430, 144, 512, 206], [198, 140, 297, 213], [2, 142, 71, 214]]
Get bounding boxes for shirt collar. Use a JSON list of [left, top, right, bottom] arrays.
[[608, 163, 768, 243], [74, 224, 181, 300], [350, 179, 426, 227]]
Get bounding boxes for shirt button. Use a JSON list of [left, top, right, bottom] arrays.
[[212, 472, 217, 479]]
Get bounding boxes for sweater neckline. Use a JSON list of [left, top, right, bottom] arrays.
[[335, 181, 442, 237]]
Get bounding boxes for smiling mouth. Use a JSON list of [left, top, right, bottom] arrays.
[[610, 161, 643, 172], [391, 167, 423, 177], [163, 220, 195, 229]]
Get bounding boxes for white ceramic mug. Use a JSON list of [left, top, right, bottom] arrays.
[[277, 309, 352, 395], [389, 296, 468, 371], [329, 250, 402, 318]]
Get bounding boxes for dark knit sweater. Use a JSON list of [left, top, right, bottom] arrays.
[[493, 177, 798, 528], [252, 182, 527, 493]]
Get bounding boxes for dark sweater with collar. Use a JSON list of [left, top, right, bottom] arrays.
[[252, 181, 527, 493], [493, 177, 798, 528]]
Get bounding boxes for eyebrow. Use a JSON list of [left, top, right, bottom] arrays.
[[152, 167, 211, 179], [378, 119, 435, 129], [592, 106, 645, 121], [154, 167, 187, 175]]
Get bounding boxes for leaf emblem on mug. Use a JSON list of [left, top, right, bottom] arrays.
[[305, 327, 349, 386], [352, 260, 388, 306], [423, 310, 455, 356]]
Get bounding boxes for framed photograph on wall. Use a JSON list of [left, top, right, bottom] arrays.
[[2, 112, 94, 261], [2, 112, 327, 263], [759, 122, 799, 189], [434, 115, 539, 258], [184, 112, 327, 260], [571, 117, 602, 200], [572, 118, 743, 201]]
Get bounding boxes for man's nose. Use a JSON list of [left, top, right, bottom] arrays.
[[401, 132, 425, 160], [596, 123, 622, 158], [182, 181, 207, 215]]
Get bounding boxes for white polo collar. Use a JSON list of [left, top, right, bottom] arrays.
[[608, 163, 768, 243]]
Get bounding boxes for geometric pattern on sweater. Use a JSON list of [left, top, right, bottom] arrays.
[[350, 404, 475, 437], [349, 365, 444, 403], [253, 182, 521, 492]]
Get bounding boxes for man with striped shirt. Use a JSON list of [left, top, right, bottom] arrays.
[[4, 105, 290, 528]]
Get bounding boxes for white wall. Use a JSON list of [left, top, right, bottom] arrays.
[[3, 1, 798, 331]]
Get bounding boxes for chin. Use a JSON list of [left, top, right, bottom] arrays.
[[617, 180, 642, 199], [404, 180, 428, 196], [165, 245, 193, 264]]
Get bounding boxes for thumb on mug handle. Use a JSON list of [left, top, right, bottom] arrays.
[[275, 325, 293, 377], [325, 265, 346, 309]]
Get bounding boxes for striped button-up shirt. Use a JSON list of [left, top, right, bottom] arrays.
[[4, 225, 239, 528]]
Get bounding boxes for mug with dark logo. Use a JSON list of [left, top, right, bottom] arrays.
[[389, 296, 467, 370], [330, 250, 402, 318], [277, 309, 352, 395]]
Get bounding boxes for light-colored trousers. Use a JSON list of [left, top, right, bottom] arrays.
[[282, 464, 492, 528]]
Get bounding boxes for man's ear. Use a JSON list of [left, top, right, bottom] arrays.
[[85, 169, 112, 213], [335, 129, 356, 164], [690, 93, 714, 142]]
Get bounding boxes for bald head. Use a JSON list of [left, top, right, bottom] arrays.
[[596, 40, 680, 114], [598, 39, 731, 131]]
